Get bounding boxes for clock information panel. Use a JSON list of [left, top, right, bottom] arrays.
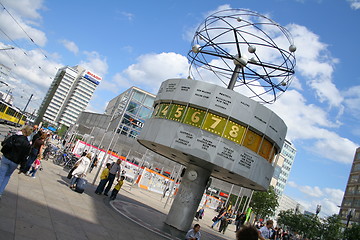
[[152, 102, 276, 163]]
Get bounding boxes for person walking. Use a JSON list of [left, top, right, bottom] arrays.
[[195, 207, 205, 221], [89, 155, 98, 173], [95, 163, 111, 194], [109, 176, 125, 200], [28, 157, 41, 178], [236, 212, 247, 232], [219, 210, 233, 234], [103, 159, 122, 196], [258, 220, 274, 240], [69, 153, 91, 189], [21, 131, 45, 174], [211, 208, 226, 228], [185, 224, 201, 240], [0, 125, 33, 198]]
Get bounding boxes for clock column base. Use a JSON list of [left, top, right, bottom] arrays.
[[165, 163, 212, 232]]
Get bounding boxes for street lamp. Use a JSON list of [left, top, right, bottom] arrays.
[[316, 204, 321, 216], [346, 209, 355, 227]]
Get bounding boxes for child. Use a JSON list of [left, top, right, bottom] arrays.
[[110, 176, 125, 200], [28, 157, 41, 178], [95, 163, 111, 194]]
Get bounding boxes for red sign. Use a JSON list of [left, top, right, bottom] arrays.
[[219, 192, 229, 198], [86, 71, 102, 80]]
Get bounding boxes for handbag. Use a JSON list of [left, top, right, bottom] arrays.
[[212, 216, 217, 222]]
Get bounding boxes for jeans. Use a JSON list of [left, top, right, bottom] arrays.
[[95, 178, 108, 194], [29, 167, 38, 177], [211, 218, 221, 228], [0, 156, 18, 195], [23, 148, 39, 173], [70, 176, 79, 186], [104, 173, 116, 195]]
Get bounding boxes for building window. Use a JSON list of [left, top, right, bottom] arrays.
[[143, 95, 155, 107], [347, 186, 356, 195], [133, 90, 145, 103], [354, 163, 360, 172], [129, 130, 140, 138], [127, 101, 140, 115], [350, 175, 359, 183], [273, 166, 281, 180], [353, 199, 360, 207], [138, 106, 152, 119]]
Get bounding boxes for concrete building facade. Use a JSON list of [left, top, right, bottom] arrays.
[[270, 140, 296, 196], [339, 147, 360, 224], [105, 86, 156, 138], [275, 194, 304, 217], [37, 65, 101, 127]]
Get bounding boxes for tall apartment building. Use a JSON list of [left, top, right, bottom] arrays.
[[339, 147, 360, 224], [104, 86, 156, 138], [270, 140, 296, 196], [36, 65, 101, 127]]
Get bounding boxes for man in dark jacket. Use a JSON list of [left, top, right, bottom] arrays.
[[0, 125, 33, 198]]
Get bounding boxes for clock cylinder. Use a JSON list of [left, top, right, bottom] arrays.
[[165, 163, 211, 231]]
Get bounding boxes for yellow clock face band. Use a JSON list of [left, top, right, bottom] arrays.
[[152, 103, 276, 163]]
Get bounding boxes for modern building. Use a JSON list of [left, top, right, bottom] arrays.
[[105, 86, 156, 138], [36, 65, 101, 127], [270, 140, 296, 196], [275, 194, 304, 217], [339, 147, 360, 224]]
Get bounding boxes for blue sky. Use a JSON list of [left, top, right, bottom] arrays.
[[0, 0, 360, 217]]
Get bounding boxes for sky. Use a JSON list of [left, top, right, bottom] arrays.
[[0, 0, 360, 218]]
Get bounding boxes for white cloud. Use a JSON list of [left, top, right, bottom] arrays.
[[60, 39, 79, 55], [270, 90, 358, 164], [348, 0, 360, 9], [1, 0, 44, 19], [111, 52, 189, 93], [79, 51, 108, 77], [343, 85, 360, 119], [0, 0, 47, 46], [288, 24, 343, 108], [288, 182, 344, 217], [121, 11, 134, 21], [0, 42, 61, 110]]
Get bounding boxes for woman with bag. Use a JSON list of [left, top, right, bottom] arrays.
[[69, 153, 91, 189], [0, 125, 33, 198]]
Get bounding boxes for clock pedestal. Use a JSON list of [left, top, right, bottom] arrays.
[[165, 163, 211, 232]]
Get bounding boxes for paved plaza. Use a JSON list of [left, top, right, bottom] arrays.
[[0, 143, 237, 240]]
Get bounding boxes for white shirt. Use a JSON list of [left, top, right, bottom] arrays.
[[185, 229, 201, 240], [259, 226, 271, 239]]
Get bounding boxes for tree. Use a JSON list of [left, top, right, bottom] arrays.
[[344, 223, 360, 240], [57, 124, 68, 137], [250, 186, 279, 219], [322, 214, 343, 240], [277, 210, 321, 238]]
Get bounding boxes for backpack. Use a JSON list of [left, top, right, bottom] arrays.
[[1, 135, 17, 155]]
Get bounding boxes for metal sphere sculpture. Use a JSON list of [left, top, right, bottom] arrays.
[[187, 9, 296, 104]]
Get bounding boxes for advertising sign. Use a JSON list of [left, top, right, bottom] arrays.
[[83, 71, 102, 85]]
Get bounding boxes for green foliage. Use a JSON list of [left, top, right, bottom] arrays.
[[250, 186, 279, 219], [278, 211, 345, 239], [322, 214, 343, 240], [344, 223, 360, 240], [57, 124, 68, 137]]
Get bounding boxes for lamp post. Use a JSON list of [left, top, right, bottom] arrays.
[[316, 204, 321, 217], [346, 209, 354, 228]]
